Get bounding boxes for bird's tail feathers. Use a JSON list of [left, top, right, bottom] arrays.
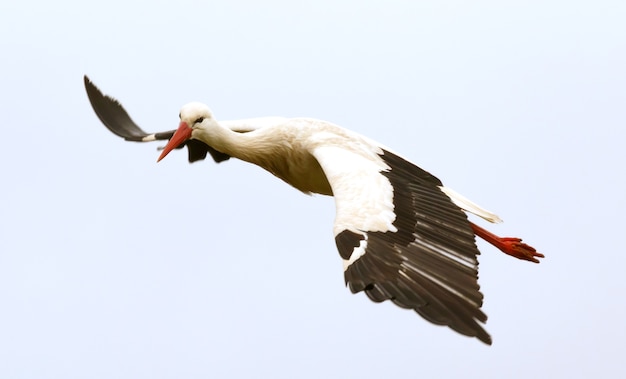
[[439, 186, 503, 224]]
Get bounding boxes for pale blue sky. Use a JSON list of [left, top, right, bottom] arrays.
[[1, 1, 625, 378]]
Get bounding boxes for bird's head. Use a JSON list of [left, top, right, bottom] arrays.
[[157, 102, 215, 162]]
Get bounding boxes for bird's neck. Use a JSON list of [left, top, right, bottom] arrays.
[[195, 122, 270, 165]]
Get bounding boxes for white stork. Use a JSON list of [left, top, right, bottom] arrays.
[[84, 75, 543, 345]]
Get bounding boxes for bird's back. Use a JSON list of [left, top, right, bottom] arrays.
[[229, 117, 387, 196]]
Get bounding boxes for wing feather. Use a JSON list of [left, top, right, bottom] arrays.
[[312, 144, 492, 344]]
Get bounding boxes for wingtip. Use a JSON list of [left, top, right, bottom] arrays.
[[83, 74, 93, 88], [83, 74, 101, 99], [83, 75, 151, 140]]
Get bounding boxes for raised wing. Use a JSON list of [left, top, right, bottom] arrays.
[[312, 145, 492, 345], [83, 75, 230, 163]]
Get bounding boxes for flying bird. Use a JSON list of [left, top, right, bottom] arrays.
[[84, 75, 543, 345]]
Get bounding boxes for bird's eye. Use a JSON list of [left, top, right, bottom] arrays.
[[195, 117, 204, 124]]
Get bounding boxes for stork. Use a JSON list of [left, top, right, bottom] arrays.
[[84, 75, 543, 345]]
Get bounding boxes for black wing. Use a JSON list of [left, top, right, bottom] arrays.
[[83, 75, 230, 163], [314, 146, 492, 345], [349, 151, 490, 344]]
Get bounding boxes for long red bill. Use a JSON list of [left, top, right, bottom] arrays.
[[157, 122, 193, 162]]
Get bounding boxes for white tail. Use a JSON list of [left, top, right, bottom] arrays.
[[439, 186, 503, 224]]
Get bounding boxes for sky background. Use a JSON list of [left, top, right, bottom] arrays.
[[1, 1, 625, 378]]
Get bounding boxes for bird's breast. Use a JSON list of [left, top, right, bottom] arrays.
[[261, 152, 333, 196]]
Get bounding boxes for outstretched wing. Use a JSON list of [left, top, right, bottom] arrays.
[[312, 145, 492, 345], [83, 75, 229, 163]]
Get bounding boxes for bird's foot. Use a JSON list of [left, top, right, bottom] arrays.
[[470, 222, 544, 263], [496, 237, 544, 263]]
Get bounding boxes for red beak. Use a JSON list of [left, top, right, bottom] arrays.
[[157, 122, 193, 162]]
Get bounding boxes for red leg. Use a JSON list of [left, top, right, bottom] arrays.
[[470, 222, 544, 263]]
